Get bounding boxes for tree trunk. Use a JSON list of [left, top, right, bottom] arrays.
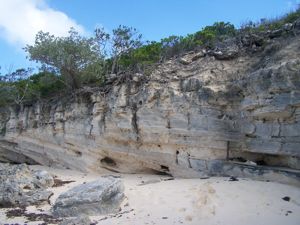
[[61, 67, 79, 90]]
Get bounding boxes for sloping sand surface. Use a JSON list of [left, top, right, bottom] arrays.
[[0, 166, 299, 225]]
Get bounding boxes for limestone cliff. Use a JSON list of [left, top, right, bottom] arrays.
[[1, 25, 300, 183]]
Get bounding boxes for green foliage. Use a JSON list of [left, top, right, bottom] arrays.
[[111, 25, 143, 73], [27, 72, 65, 98], [0, 85, 15, 107], [160, 35, 184, 59], [130, 41, 163, 73], [112, 26, 142, 56], [0, 68, 32, 106], [132, 41, 162, 65], [194, 22, 236, 48], [0, 69, 65, 106], [24, 28, 107, 90]]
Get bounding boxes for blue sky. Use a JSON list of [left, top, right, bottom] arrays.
[[0, 0, 299, 74]]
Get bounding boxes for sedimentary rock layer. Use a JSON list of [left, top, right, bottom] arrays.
[[0, 29, 300, 182]]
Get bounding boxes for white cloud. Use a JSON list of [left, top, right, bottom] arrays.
[[0, 0, 85, 46]]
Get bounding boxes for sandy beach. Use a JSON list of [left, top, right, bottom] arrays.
[[0, 165, 299, 225]]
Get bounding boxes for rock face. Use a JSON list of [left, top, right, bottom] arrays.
[[53, 177, 125, 217], [0, 25, 300, 182], [0, 163, 53, 207]]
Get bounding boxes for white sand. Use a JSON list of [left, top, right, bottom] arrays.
[[1, 166, 299, 225]]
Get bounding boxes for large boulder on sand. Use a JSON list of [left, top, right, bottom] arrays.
[[0, 163, 54, 207], [53, 176, 125, 217], [0, 183, 53, 207]]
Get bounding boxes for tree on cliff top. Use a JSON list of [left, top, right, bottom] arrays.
[[110, 25, 143, 74], [24, 28, 109, 91]]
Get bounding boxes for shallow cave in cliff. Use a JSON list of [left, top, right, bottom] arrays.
[[100, 157, 117, 167], [228, 150, 300, 170], [160, 165, 170, 172]]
